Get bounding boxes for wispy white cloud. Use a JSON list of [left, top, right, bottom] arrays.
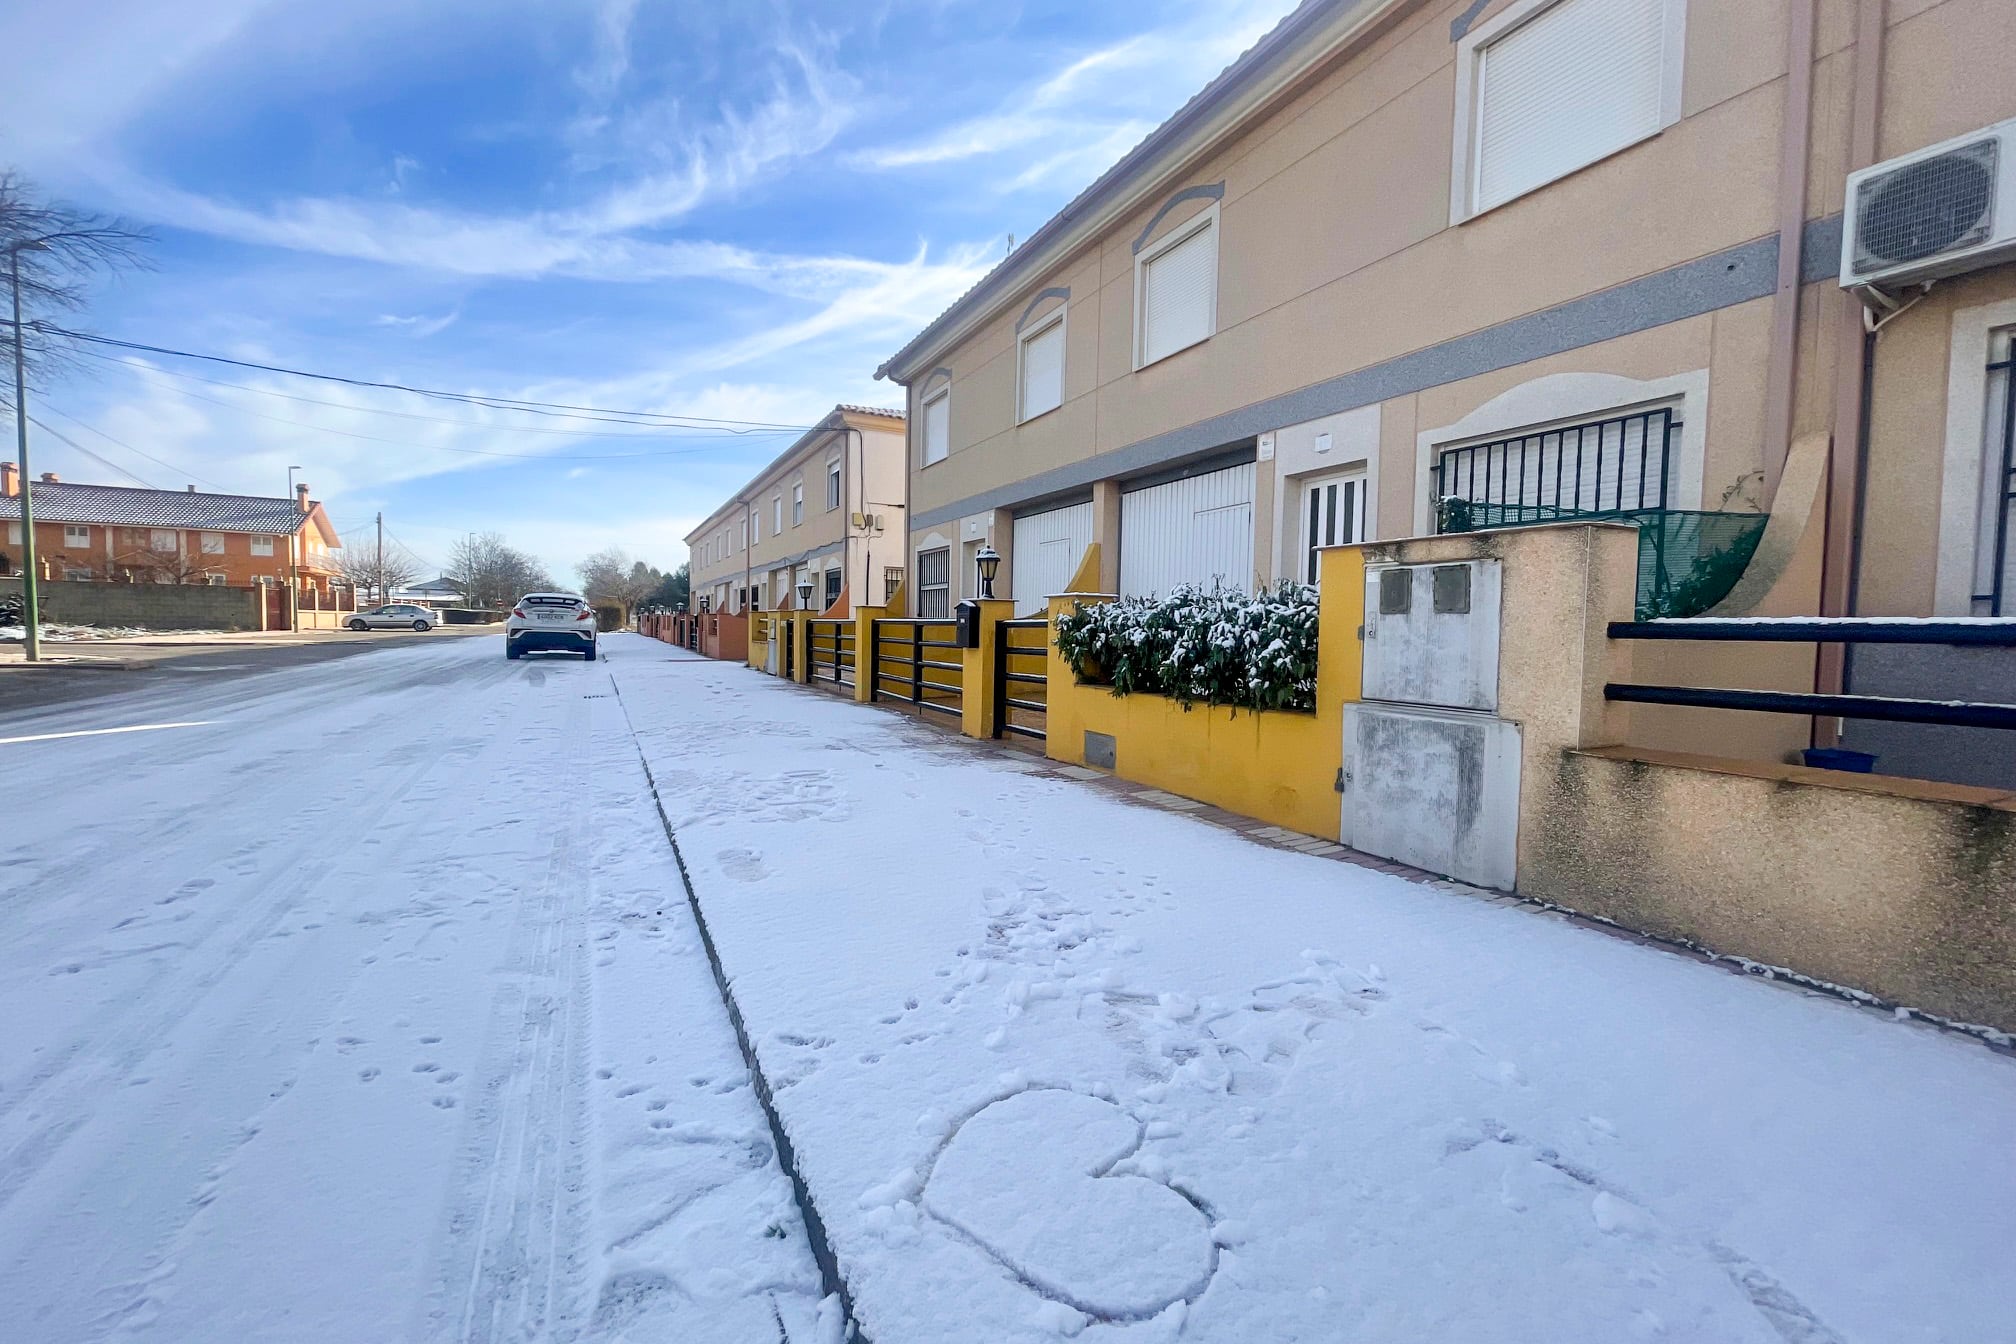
[[89, 166, 915, 288], [0, 0, 276, 159], [372, 310, 458, 338], [847, 0, 1289, 187], [64, 34, 857, 284], [386, 154, 422, 195], [573, 0, 641, 111]]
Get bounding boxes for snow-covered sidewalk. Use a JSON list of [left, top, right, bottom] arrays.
[[612, 635, 2016, 1344]]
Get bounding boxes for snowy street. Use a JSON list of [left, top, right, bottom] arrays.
[[0, 634, 828, 1342], [2, 632, 2012, 1343]]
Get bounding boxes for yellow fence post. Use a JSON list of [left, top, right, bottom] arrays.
[[961, 598, 1016, 739], [790, 612, 811, 684], [1316, 544, 1366, 712], [852, 602, 885, 704]]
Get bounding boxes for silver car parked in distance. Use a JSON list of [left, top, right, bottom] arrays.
[[347, 603, 438, 632]]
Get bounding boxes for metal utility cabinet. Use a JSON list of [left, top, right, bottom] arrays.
[[1342, 559, 1521, 890]]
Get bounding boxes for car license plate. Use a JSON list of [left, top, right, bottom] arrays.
[[538, 612, 568, 621]]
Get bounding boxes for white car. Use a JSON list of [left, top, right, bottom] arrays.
[[505, 592, 598, 661], [348, 603, 437, 632]]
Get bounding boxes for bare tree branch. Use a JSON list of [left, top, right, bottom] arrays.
[[0, 170, 152, 408], [335, 541, 423, 603], [577, 547, 661, 617], [448, 531, 553, 610]]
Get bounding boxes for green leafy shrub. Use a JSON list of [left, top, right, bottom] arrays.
[[1052, 582, 1319, 713]]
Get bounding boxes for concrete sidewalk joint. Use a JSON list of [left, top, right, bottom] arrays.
[[611, 678, 868, 1341]]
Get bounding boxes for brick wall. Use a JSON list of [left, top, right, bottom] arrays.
[[0, 576, 264, 630]]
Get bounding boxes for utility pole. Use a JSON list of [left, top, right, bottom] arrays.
[[287, 465, 302, 631], [9, 242, 50, 662], [376, 511, 384, 604]]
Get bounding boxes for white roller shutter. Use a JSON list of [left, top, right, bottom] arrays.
[[1138, 221, 1217, 366], [1119, 462, 1254, 599], [922, 390, 950, 465], [1010, 501, 1094, 616], [1473, 0, 1667, 212], [1019, 317, 1064, 421]]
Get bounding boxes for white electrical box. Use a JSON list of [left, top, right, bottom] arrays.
[[1340, 703, 1521, 891], [1362, 559, 1502, 712]]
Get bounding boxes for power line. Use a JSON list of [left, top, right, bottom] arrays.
[[124, 376, 799, 462], [34, 323, 817, 432], [37, 405, 231, 490], [25, 416, 160, 488], [71, 348, 799, 441]]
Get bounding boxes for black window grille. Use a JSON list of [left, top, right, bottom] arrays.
[[1435, 407, 1680, 529], [824, 568, 842, 606], [917, 547, 950, 618]]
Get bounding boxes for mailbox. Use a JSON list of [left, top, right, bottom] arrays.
[[953, 599, 982, 648]]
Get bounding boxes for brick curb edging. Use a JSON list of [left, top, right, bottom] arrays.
[[611, 681, 868, 1343]]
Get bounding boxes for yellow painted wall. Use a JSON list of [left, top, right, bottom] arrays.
[[1043, 545, 1365, 840]]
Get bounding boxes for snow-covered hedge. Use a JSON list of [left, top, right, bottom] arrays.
[[1053, 582, 1320, 713]]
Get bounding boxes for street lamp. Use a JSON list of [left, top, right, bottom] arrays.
[[795, 573, 815, 611], [975, 544, 1001, 600], [8, 238, 52, 662], [286, 465, 303, 631]]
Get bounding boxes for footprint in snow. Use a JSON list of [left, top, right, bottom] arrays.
[[716, 848, 769, 882]]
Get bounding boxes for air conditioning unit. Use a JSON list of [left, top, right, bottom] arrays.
[[1841, 117, 2016, 289]]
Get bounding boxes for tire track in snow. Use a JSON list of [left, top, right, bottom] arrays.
[[0, 749, 448, 1214], [0, 642, 508, 968], [427, 692, 595, 1344]]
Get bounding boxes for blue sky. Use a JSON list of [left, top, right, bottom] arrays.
[[0, 0, 1295, 579]]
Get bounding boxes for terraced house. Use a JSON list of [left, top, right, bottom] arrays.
[[0, 466, 343, 596], [685, 406, 906, 616], [876, 0, 2016, 778]]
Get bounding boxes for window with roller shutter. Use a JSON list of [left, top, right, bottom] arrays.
[[1017, 311, 1065, 423], [1134, 212, 1217, 369], [921, 387, 950, 466], [1457, 0, 1684, 219]]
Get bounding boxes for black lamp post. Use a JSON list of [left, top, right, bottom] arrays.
[[975, 544, 1001, 600], [795, 573, 815, 611]]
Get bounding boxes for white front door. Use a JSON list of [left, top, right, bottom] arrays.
[[1299, 470, 1366, 585]]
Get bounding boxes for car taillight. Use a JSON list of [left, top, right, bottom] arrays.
[[576, 609, 594, 620], [511, 607, 527, 619]]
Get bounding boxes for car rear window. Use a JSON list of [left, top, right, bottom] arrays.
[[524, 596, 583, 608]]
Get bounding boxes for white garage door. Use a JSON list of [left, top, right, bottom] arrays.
[[1119, 461, 1254, 598], [1010, 501, 1095, 616]]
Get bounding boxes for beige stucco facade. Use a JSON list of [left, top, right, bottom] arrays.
[[684, 407, 906, 616], [878, 0, 2016, 770]]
